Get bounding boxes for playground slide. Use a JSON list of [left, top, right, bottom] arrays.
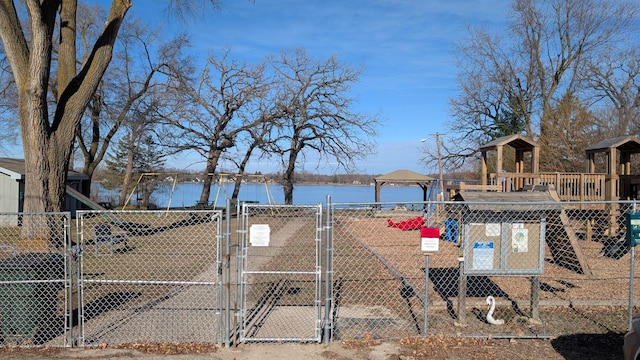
[[65, 186, 127, 229], [546, 188, 592, 276], [65, 186, 109, 211]]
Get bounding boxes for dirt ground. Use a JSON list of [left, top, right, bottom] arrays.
[[0, 333, 626, 360]]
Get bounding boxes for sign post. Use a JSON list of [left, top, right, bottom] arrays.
[[420, 227, 440, 335], [627, 210, 639, 330]]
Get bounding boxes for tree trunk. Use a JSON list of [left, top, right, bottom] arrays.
[[282, 177, 294, 205], [198, 148, 223, 207], [231, 144, 257, 202], [282, 159, 296, 205], [119, 145, 135, 206]]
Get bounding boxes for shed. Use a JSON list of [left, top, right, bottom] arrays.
[[374, 170, 435, 203], [0, 158, 90, 215]]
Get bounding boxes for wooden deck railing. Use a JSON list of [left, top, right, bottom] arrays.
[[487, 172, 608, 201]]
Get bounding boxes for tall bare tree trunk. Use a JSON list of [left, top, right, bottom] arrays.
[[198, 148, 223, 207], [119, 144, 136, 206], [282, 155, 296, 205]]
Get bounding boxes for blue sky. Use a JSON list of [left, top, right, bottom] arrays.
[[196, 1, 508, 174], [120, 1, 512, 175], [0, 1, 509, 175], [13, 1, 504, 176]]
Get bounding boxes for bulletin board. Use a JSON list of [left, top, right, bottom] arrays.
[[462, 220, 545, 276]]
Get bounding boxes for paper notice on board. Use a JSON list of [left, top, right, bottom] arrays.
[[472, 241, 494, 270], [511, 225, 528, 253], [485, 223, 501, 237], [250, 224, 270, 246]]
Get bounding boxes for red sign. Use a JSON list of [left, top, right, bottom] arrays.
[[420, 227, 440, 253], [420, 227, 440, 239]]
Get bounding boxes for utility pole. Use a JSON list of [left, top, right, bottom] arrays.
[[435, 132, 444, 201], [421, 133, 445, 201]]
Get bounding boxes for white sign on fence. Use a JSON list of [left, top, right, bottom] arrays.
[[249, 224, 271, 246]]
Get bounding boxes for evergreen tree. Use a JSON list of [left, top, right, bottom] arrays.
[[104, 133, 166, 208], [136, 136, 166, 208], [103, 134, 131, 191]]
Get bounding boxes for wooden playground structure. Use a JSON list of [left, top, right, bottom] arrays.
[[467, 134, 640, 202], [442, 134, 640, 277]]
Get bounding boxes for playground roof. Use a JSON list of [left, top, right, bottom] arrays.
[[479, 134, 538, 152], [584, 136, 640, 154]]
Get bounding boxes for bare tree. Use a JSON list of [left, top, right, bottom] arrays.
[[542, 91, 596, 171], [107, 120, 166, 207], [227, 120, 273, 203], [75, 6, 189, 197], [448, 27, 537, 171], [0, 0, 220, 241], [448, 0, 638, 171], [162, 49, 270, 207], [0, 51, 19, 155], [583, 45, 640, 136], [267, 48, 379, 204], [0, 0, 134, 220]]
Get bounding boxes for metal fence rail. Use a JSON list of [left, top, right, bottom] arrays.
[[237, 204, 323, 343], [329, 199, 637, 339], [0, 197, 639, 348], [76, 210, 223, 346]]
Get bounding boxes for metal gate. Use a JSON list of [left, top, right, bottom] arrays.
[[237, 204, 323, 342], [76, 210, 223, 346]]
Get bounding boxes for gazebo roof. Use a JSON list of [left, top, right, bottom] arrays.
[[374, 169, 434, 183], [373, 170, 435, 203]]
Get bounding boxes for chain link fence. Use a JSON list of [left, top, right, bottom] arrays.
[[0, 197, 639, 348], [0, 212, 70, 347], [329, 198, 638, 340], [76, 210, 222, 346], [236, 204, 323, 343]]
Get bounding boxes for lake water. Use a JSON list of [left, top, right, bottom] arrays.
[[93, 182, 432, 208]]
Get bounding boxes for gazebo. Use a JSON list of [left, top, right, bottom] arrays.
[[374, 170, 435, 203]]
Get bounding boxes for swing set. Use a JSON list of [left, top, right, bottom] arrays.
[[211, 173, 276, 209], [122, 172, 179, 210], [122, 172, 275, 211]]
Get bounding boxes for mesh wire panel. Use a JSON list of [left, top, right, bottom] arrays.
[[76, 210, 222, 346], [1, 197, 639, 347], [330, 200, 638, 339], [330, 204, 428, 340], [0, 212, 70, 347], [237, 204, 322, 342]]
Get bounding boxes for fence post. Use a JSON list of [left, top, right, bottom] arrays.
[[224, 199, 231, 347], [530, 276, 540, 321], [66, 213, 76, 347], [324, 195, 333, 344], [630, 201, 637, 330], [77, 213, 85, 347], [423, 255, 429, 335], [630, 246, 635, 330], [457, 259, 466, 324]]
